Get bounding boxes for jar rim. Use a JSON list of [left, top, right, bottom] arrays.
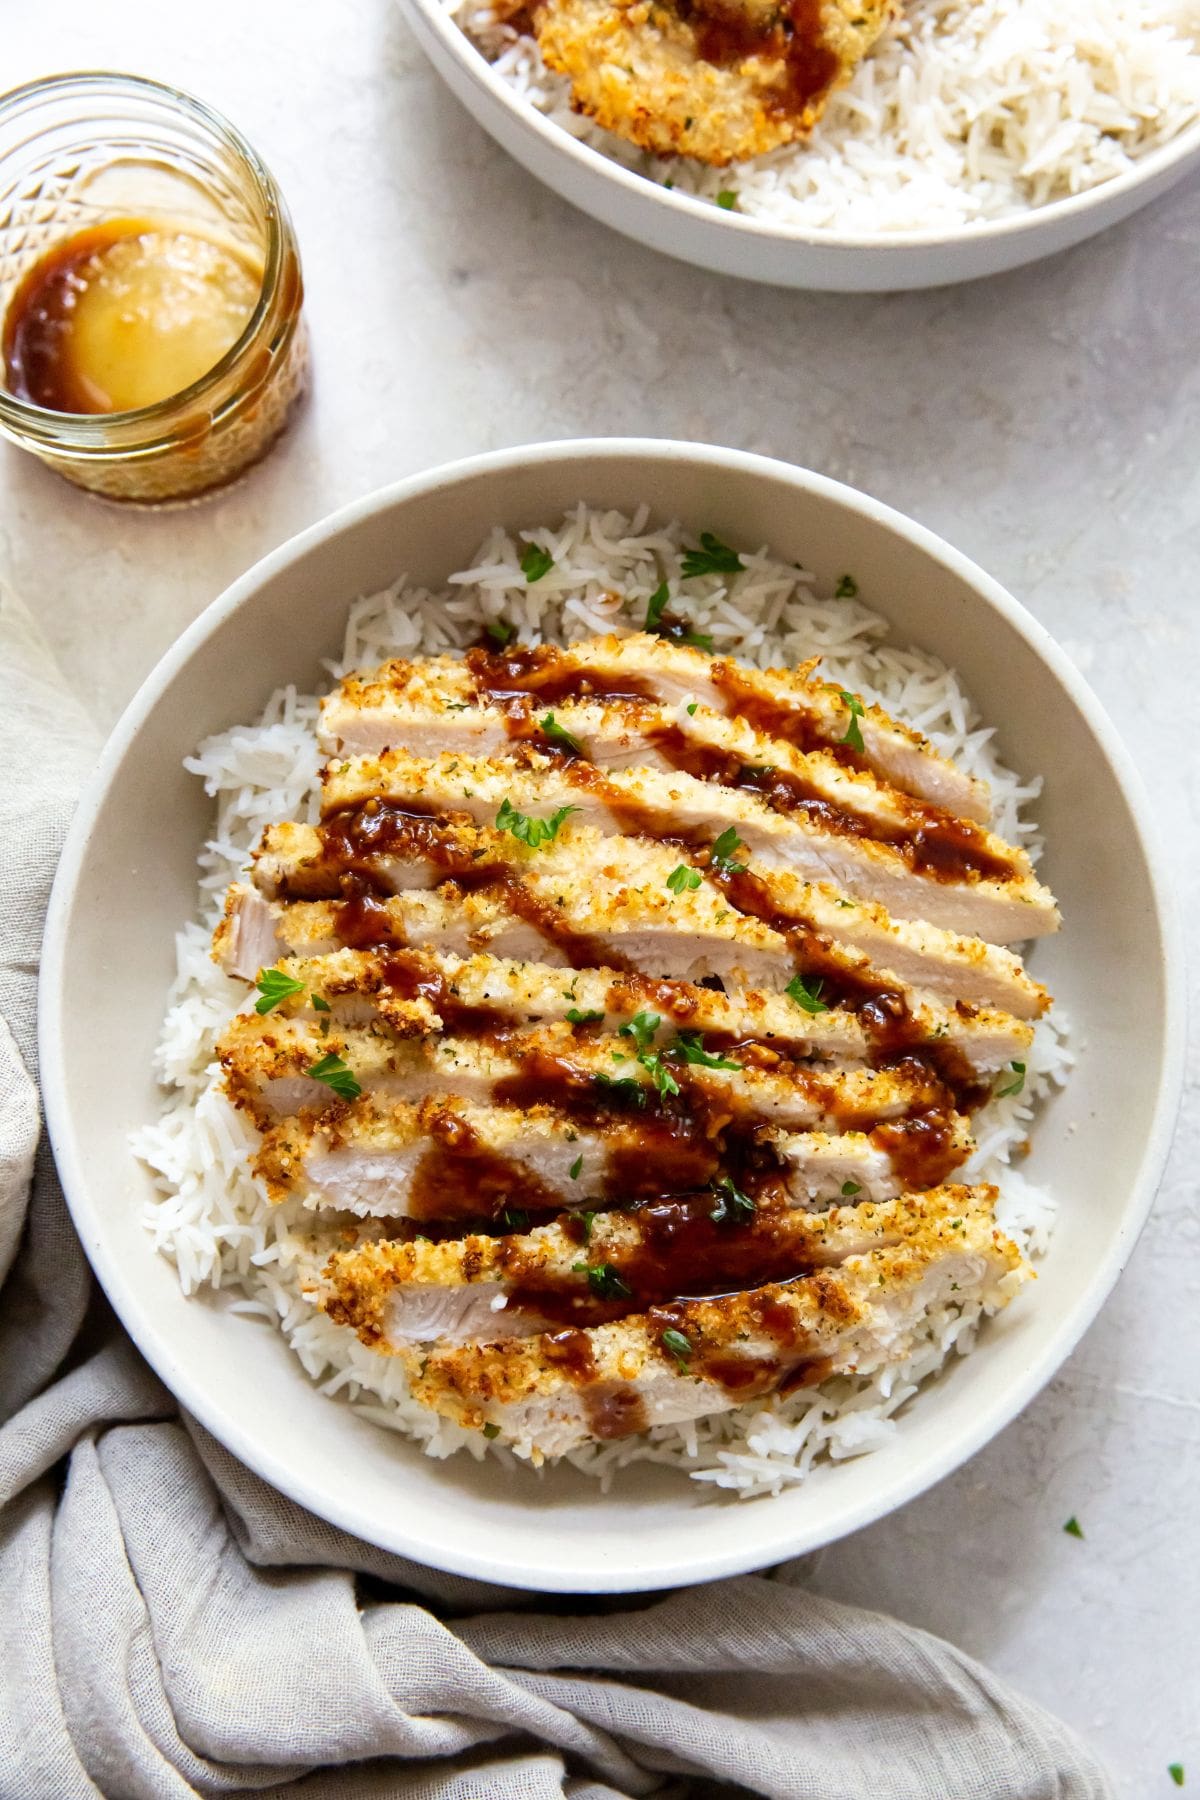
[[0, 70, 289, 446]]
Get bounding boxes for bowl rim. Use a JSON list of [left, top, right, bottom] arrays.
[[39, 438, 1188, 1590], [407, 0, 1200, 254]]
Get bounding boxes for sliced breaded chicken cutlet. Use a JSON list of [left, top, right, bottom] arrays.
[[394, 1186, 1026, 1457], [206, 619, 1055, 1457], [526, 0, 895, 167]]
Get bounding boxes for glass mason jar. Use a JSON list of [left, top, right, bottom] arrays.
[[0, 72, 308, 502]]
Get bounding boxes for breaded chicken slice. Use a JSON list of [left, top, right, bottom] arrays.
[[532, 0, 893, 166]]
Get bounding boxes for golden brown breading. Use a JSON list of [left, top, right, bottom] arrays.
[[532, 0, 895, 166]]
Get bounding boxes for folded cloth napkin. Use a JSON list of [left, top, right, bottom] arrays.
[[0, 578, 1114, 1800]]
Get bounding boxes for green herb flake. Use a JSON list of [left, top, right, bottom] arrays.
[[310, 994, 331, 1013], [580, 1209, 596, 1241], [645, 581, 670, 631], [785, 971, 829, 1016], [305, 1052, 361, 1102], [996, 1060, 1027, 1098], [715, 190, 738, 210], [709, 1175, 755, 1225], [495, 797, 579, 849], [835, 573, 859, 598], [592, 1071, 647, 1108], [485, 616, 516, 648], [566, 1006, 604, 1026], [661, 1326, 693, 1368], [841, 1180, 861, 1197], [618, 1009, 662, 1052], [540, 710, 583, 757], [574, 1260, 632, 1301], [482, 1422, 501, 1439], [666, 862, 703, 895], [839, 689, 866, 753], [709, 825, 747, 876], [520, 543, 554, 583], [681, 532, 745, 579], [686, 701, 699, 716], [502, 1207, 530, 1232], [671, 1030, 741, 1071], [639, 1051, 680, 1097], [644, 580, 714, 653], [1169, 1765, 1185, 1788], [254, 966, 305, 1014], [1063, 1516, 1084, 1539], [569, 1155, 583, 1180]]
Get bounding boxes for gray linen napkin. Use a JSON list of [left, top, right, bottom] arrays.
[[0, 577, 1114, 1800]]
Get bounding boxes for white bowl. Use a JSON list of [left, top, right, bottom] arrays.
[[41, 439, 1184, 1592], [396, 0, 1200, 291]]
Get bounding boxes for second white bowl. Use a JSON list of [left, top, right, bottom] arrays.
[[397, 0, 1200, 291]]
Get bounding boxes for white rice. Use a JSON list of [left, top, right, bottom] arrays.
[[450, 0, 1200, 233], [134, 503, 1070, 1498]]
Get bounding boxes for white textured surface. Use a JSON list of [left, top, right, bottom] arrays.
[[2, 2, 1196, 1792]]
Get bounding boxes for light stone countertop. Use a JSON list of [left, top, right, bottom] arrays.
[[4, 2, 1198, 1793]]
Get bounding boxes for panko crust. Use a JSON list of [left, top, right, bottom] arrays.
[[532, 0, 895, 165]]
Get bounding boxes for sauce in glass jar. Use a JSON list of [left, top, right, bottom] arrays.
[[0, 74, 308, 503]]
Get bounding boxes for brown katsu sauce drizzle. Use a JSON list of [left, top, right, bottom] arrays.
[[319, 800, 631, 971], [466, 644, 656, 707], [407, 1109, 564, 1222], [687, 0, 841, 117], [645, 721, 1013, 884]]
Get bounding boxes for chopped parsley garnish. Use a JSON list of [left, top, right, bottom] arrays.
[[661, 1326, 693, 1367], [519, 543, 554, 583], [644, 579, 713, 652], [495, 797, 578, 848], [540, 711, 583, 756], [835, 574, 859, 598], [254, 966, 305, 1014], [485, 616, 516, 648], [618, 1009, 662, 1052], [666, 863, 703, 895], [841, 1180, 861, 1197], [682, 532, 745, 579], [580, 1210, 596, 1240], [686, 701, 699, 716], [645, 581, 670, 631], [839, 690, 866, 753], [305, 1052, 361, 1101], [709, 825, 747, 876], [670, 1030, 741, 1071], [311, 994, 331, 1013], [482, 1421, 501, 1438], [996, 1061, 1026, 1098], [785, 972, 829, 1016], [1169, 1765, 1185, 1788], [573, 1260, 632, 1301], [502, 1207, 530, 1232], [1063, 1515, 1084, 1539], [740, 763, 775, 780], [638, 1051, 680, 1097], [566, 1006, 604, 1026], [592, 1071, 647, 1108], [569, 1155, 583, 1180], [715, 190, 737, 210], [709, 1175, 755, 1225]]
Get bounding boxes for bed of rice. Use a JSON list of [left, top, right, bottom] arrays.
[[134, 503, 1069, 1498], [450, 0, 1200, 233]]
